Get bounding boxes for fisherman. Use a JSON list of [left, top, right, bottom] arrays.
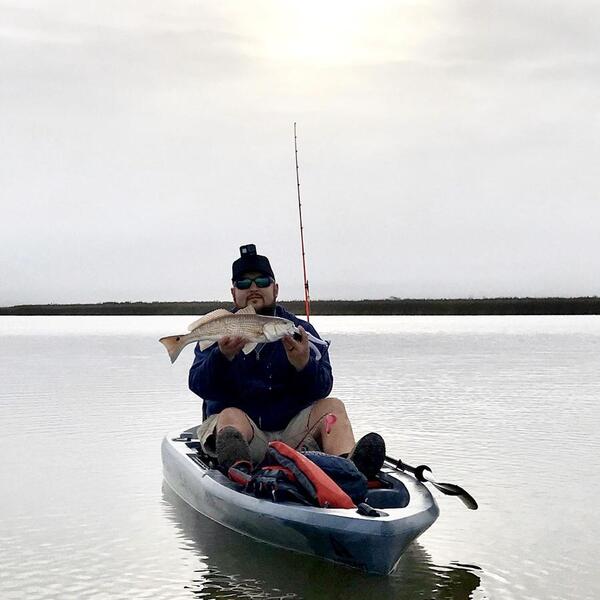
[[189, 244, 385, 479]]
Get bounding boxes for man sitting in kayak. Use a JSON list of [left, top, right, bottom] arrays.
[[189, 244, 385, 479]]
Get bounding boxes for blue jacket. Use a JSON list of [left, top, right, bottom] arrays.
[[188, 306, 333, 431]]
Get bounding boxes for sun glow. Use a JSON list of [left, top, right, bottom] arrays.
[[244, 1, 377, 66], [267, 2, 366, 64]]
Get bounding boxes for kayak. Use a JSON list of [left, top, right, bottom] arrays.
[[161, 426, 439, 575]]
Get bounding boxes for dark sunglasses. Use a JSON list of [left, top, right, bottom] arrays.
[[234, 276, 274, 290]]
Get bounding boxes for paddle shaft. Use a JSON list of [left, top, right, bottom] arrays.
[[385, 455, 432, 482]]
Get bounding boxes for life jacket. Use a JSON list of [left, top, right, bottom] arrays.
[[246, 441, 357, 509]]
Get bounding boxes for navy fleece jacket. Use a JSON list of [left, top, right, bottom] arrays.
[[188, 305, 333, 431]]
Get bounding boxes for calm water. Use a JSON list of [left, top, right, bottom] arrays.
[[1, 315, 599, 600]]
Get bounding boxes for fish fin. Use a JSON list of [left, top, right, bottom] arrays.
[[236, 304, 256, 315], [198, 340, 216, 351], [188, 308, 231, 331], [242, 342, 258, 354], [159, 334, 190, 364]]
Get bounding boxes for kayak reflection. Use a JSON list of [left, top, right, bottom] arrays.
[[162, 484, 482, 600]]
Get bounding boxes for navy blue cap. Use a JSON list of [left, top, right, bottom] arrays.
[[232, 244, 275, 281]]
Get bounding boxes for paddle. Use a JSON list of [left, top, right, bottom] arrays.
[[384, 455, 478, 510]]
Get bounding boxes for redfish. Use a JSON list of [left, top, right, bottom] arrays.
[[159, 305, 298, 363]]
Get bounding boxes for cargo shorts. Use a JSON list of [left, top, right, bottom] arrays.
[[197, 404, 320, 466]]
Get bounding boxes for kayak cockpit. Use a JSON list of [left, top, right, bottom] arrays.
[[171, 429, 412, 510], [365, 485, 410, 509]]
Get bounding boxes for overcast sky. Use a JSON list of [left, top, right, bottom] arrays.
[[1, 1, 599, 305]]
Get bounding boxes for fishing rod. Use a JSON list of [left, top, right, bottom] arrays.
[[294, 122, 311, 321]]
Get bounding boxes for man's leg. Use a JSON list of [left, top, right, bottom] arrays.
[[308, 397, 356, 456], [308, 398, 386, 479], [199, 408, 268, 470], [215, 407, 254, 440]]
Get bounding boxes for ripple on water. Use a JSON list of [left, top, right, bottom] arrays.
[[2, 316, 600, 599]]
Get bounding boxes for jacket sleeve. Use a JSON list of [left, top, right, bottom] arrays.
[[293, 352, 333, 400], [292, 324, 334, 400], [188, 343, 232, 400]]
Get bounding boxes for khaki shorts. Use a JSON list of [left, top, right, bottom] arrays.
[[197, 404, 320, 466]]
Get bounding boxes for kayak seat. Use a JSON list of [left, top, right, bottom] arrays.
[[365, 487, 409, 509]]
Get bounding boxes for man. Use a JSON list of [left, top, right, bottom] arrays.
[[189, 244, 385, 478]]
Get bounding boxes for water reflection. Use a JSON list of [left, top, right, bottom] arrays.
[[162, 484, 482, 600]]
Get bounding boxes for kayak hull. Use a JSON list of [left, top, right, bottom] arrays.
[[162, 430, 439, 574]]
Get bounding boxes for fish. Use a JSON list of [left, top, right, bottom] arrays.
[[159, 305, 327, 364]]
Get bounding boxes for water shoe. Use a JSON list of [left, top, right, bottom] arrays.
[[348, 432, 386, 480]]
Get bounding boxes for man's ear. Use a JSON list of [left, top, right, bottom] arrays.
[[273, 282, 279, 300]]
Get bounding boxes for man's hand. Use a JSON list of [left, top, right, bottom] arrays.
[[283, 326, 310, 371], [218, 336, 248, 361]]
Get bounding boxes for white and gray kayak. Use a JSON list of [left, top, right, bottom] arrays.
[[162, 427, 439, 575]]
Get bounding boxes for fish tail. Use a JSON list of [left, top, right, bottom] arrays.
[[305, 331, 329, 347], [308, 341, 322, 361], [159, 334, 189, 364]]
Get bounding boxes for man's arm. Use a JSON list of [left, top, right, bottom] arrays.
[[294, 350, 334, 399], [283, 325, 334, 400], [188, 335, 248, 398], [188, 344, 231, 399]]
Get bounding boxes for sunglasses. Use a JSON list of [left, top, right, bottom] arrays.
[[234, 276, 274, 290]]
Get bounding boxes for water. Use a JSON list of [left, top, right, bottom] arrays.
[[1, 315, 599, 599]]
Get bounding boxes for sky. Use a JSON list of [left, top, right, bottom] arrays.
[[1, 1, 599, 305]]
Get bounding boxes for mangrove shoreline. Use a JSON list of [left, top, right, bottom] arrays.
[[1, 297, 600, 316]]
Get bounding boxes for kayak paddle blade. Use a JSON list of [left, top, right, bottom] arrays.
[[428, 480, 478, 510], [385, 455, 478, 510]]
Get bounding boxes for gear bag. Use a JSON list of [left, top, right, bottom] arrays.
[[247, 441, 357, 509], [302, 450, 368, 504]]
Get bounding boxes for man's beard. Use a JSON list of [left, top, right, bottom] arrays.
[[236, 296, 277, 315], [257, 302, 276, 316]]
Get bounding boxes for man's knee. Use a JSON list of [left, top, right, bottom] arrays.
[[218, 406, 247, 421], [216, 407, 253, 439], [313, 397, 349, 417], [309, 397, 351, 432]]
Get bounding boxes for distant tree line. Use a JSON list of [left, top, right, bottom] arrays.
[[1, 297, 599, 315]]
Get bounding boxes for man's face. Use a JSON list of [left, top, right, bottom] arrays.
[[231, 271, 279, 311]]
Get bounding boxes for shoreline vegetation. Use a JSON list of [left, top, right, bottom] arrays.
[[1, 297, 599, 316]]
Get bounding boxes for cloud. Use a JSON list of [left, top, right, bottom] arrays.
[[1, 1, 599, 304]]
